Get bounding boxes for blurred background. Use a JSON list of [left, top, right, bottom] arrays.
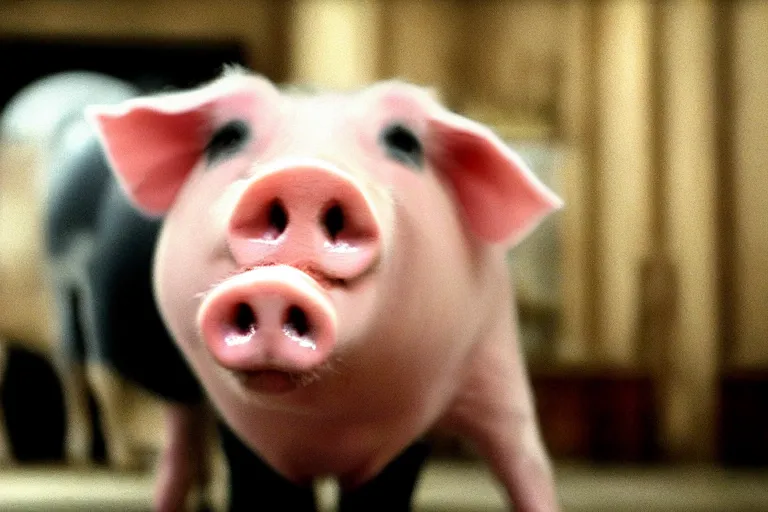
[[0, 0, 766, 510]]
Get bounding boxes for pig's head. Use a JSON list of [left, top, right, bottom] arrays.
[[87, 69, 561, 402]]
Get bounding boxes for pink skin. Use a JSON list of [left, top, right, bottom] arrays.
[[153, 403, 210, 512], [88, 69, 563, 511]]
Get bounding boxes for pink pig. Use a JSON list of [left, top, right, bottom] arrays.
[[88, 68, 562, 511]]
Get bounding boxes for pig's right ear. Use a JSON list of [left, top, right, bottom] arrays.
[[86, 82, 248, 216], [427, 109, 563, 246]]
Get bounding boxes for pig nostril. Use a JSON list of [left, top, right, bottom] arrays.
[[268, 200, 289, 236], [322, 203, 345, 241], [284, 305, 310, 338], [233, 303, 258, 334]]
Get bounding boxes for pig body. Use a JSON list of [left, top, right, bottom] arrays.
[[44, 82, 203, 414], [1, 72, 210, 510], [91, 68, 562, 511], [0, 73, 149, 470]]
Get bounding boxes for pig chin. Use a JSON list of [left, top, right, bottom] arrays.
[[195, 262, 376, 395]]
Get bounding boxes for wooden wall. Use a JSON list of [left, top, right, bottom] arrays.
[[731, 2, 768, 367], [0, 0, 290, 80], [1, 0, 767, 465]]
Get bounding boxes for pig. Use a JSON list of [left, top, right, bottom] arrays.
[[0, 71, 211, 510], [88, 67, 563, 511], [43, 98, 215, 508], [0, 72, 150, 470]]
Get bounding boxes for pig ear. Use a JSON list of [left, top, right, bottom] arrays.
[[85, 79, 251, 216], [428, 111, 563, 245]]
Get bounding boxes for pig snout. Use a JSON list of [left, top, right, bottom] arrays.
[[197, 161, 383, 393], [226, 160, 382, 281], [197, 265, 337, 393]]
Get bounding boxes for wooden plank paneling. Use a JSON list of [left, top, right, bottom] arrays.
[[732, 2, 768, 367], [557, 0, 592, 363], [0, 0, 288, 79], [382, 0, 461, 97], [659, 0, 719, 460], [291, 0, 381, 88], [714, 0, 736, 372], [593, 1, 654, 365]]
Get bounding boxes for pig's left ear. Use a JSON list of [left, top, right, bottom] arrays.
[[85, 75, 258, 216], [428, 111, 563, 245], [85, 97, 211, 216]]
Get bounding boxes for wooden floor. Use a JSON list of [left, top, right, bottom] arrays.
[[1, 462, 767, 511]]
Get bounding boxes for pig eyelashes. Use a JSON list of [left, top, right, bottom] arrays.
[[379, 122, 424, 171], [205, 119, 251, 166]]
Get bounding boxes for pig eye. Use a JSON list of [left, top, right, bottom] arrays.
[[380, 123, 424, 170], [205, 119, 251, 164]]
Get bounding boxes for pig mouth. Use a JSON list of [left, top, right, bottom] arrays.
[[279, 259, 380, 291], [287, 263, 349, 290], [204, 255, 379, 296], [233, 368, 324, 394], [228, 352, 342, 395]]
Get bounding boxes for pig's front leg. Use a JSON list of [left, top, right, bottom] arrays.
[[153, 402, 211, 512], [442, 288, 559, 512]]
